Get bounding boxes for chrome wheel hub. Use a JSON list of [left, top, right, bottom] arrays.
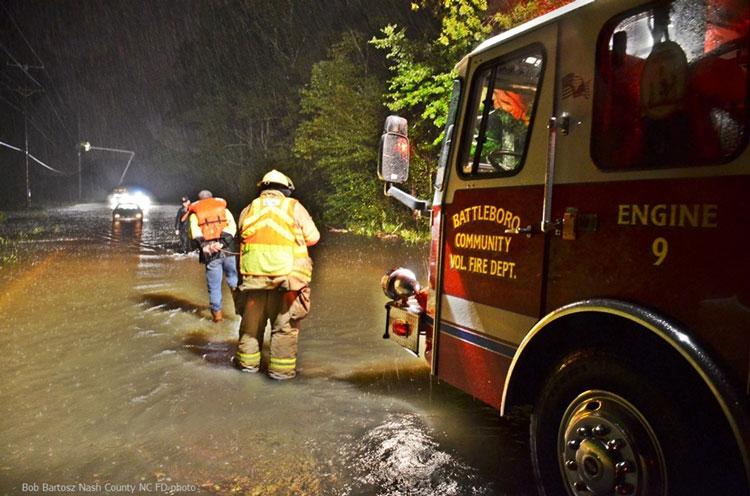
[[558, 390, 666, 496]]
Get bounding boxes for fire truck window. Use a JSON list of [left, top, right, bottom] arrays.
[[592, 0, 749, 170], [461, 49, 543, 176]]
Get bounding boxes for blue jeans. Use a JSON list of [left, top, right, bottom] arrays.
[[205, 256, 238, 312]]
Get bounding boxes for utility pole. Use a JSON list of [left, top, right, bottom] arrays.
[[80, 142, 136, 188], [23, 93, 31, 208], [4, 82, 41, 208], [78, 115, 82, 201], [18, 89, 42, 208], [2, 46, 44, 207]]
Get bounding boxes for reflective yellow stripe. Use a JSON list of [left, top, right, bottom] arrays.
[[242, 199, 295, 231], [236, 351, 261, 365], [243, 217, 295, 241], [269, 357, 296, 370], [240, 195, 308, 277], [270, 357, 296, 364], [278, 198, 296, 225], [243, 208, 293, 232], [242, 211, 263, 232], [252, 218, 296, 242]]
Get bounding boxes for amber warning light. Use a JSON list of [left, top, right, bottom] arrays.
[[394, 137, 409, 160]]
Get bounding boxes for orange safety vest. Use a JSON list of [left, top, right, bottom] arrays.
[[184, 197, 228, 241], [239, 196, 310, 281]]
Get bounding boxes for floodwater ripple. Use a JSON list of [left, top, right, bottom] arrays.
[[0, 203, 534, 495]]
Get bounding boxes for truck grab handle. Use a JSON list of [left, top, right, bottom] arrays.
[[386, 185, 430, 215]]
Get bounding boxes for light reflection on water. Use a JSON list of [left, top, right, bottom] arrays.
[[0, 204, 533, 495]]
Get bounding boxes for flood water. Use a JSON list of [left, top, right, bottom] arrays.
[[0, 204, 534, 496]]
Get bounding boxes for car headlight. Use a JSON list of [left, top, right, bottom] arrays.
[[131, 191, 151, 209]]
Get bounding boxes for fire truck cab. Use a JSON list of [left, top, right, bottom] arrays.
[[378, 0, 749, 494]]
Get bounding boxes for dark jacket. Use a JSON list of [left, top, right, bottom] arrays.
[[175, 206, 189, 233]]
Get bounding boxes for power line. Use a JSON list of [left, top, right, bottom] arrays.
[[0, 139, 22, 152], [2, 70, 78, 143], [43, 87, 76, 142], [1, 3, 77, 143], [0, 140, 66, 174], [0, 71, 18, 88], [0, 91, 64, 149], [0, 91, 22, 113], [0, 2, 45, 69], [29, 151, 66, 174], [0, 42, 42, 88]]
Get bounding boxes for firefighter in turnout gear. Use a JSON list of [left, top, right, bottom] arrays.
[[233, 170, 320, 379], [184, 189, 239, 322]]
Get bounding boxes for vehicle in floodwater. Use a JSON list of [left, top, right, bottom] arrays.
[[112, 203, 144, 223], [377, 0, 750, 494]]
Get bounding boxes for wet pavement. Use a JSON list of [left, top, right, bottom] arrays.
[[0, 203, 534, 495]]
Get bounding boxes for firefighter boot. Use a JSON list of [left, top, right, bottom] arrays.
[[268, 294, 299, 380], [211, 309, 223, 323]]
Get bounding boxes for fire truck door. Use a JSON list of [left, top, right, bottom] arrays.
[[435, 23, 558, 408], [543, 0, 750, 387]]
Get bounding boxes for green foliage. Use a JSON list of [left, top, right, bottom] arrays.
[[368, 0, 570, 222], [152, 0, 342, 205], [372, 0, 489, 141], [150, 0, 428, 210], [491, 0, 571, 30], [148, 0, 567, 240], [0, 231, 28, 267], [428, 0, 491, 47], [366, 1, 486, 237], [293, 32, 420, 235], [370, 26, 453, 147], [366, 1, 495, 238], [372, 0, 567, 140], [0, 236, 19, 266]]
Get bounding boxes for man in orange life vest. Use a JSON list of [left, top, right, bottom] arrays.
[[184, 189, 239, 322], [233, 170, 319, 380]]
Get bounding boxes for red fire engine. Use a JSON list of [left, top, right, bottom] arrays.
[[378, 0, 749, 494]]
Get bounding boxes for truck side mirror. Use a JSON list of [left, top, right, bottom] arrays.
[[378, 115, 409, 184]]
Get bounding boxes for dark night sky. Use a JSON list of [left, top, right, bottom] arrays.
[[1, 1, 206, 203], [1, 0, 424, 206]]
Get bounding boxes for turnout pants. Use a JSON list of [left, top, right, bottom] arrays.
[[234, 288, 310, 379]]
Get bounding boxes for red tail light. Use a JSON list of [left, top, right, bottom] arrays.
[[392, 320, 410, 337]]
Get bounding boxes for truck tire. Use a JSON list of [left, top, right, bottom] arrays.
[[529, 349, 746, 496]]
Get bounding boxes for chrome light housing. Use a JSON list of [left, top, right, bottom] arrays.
[[381, 267, 420, 301]]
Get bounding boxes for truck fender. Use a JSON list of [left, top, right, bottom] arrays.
[[500, 298, 749, 481]]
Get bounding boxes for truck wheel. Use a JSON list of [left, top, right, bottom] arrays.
[[529, 349, 743, 496]]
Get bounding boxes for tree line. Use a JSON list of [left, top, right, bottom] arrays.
[[1, 0, 568, 240], [156, 0, 569, 240]]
